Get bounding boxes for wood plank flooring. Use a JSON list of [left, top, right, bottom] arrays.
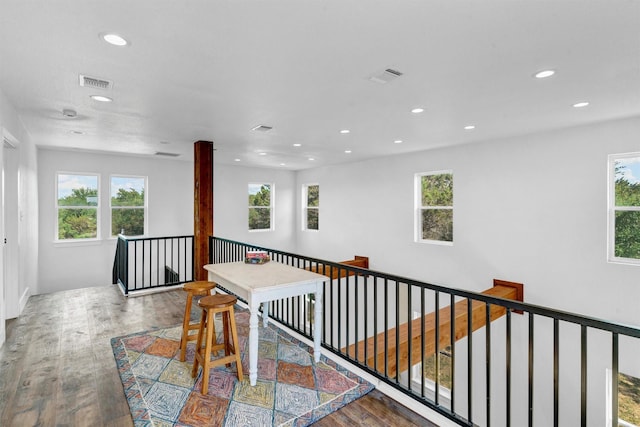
[[0, 285, 436, 426]]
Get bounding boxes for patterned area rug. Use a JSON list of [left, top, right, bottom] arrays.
[[111, 308, 374, 426]]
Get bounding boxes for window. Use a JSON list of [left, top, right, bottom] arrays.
[[416, 171, 453, 243], [111, 175, 146, 236], [618, 372, 640, 426], [56, 173, 99, 240], [304, 184, 319, 230], [248, 183, 273, 231], [609, 153, 640, 263]]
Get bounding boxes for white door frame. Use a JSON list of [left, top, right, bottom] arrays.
[[3, 134, 20, 319]]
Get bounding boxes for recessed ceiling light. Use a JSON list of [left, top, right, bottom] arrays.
[[340, 129, 350, 134], [534, 69, 555, 79], [102, 33, 128, 46], [344, 150, 352, 154], [234, 158, 241, 162], [464, 125, 476, 130], [411, 108, 425, 114], [280, 163, 286, 166], [308, 157, 315, 161], [90, 95, 112, 102], [259, 152, 267, 156], [394, 140, 403, 144], [293, 143, 301, 147], [573, 101, 590, 108]]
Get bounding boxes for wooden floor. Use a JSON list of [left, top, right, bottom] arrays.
[[0, 285, 436, 427]]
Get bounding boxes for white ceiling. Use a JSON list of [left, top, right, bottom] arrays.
[[1, 0, 638, 170]]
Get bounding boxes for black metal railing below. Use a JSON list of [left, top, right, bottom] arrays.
[[113, 234, 194, 295], [208, 236, 640, 427]]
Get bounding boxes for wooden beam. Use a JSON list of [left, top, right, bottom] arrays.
[[194, 141, 214, 281], [306, 256, 369, 279], [342, 279, 524, 377]]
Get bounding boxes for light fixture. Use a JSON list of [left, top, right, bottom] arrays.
[[344, 150, 352, 154], [90, 95, 112, 102], [280, 163, 286, 166], [258, 152, 267, 156], [464, 125, 476, 130], [293, 143, 301, 147], [340, 129, 350, 134], [234, 158, 241, 162], [534, 69, 555, 79], [411, 107, 425, 114], [573, 101, 590, 108], [308, 157, 315, 161], [394, 140, 403, 144], [102, 33, 128, 46]]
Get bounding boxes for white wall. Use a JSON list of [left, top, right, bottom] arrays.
[[37, 149, 193, 294], [294, 117, 640, 424], [214, 163, 296, 252], [295, 117, 640, 326]]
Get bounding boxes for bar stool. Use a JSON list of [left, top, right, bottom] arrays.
[[191, 294, 243, 394], [179, 281, 216, 362]]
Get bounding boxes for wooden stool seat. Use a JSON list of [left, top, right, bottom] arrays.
[[179, 281, 216, 362], [200, 294, 236, 309], [191, 294, 243, 393]]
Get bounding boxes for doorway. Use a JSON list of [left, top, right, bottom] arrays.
[[2, 134, 20, 321]]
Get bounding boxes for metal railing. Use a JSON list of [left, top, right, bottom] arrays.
[[113, 234, 194, 295], [209, 236, 640, 427]]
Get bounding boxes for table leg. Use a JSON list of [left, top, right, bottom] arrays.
[[262, 302, 269, 327], [314, 286, 323, 362], [249, 304, 260, 386]]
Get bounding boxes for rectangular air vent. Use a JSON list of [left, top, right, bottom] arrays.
[[79, 74, 113, 90], [154, 152, 180, 157], [369, 68, 403, 84], [251, 125, 273, 132]]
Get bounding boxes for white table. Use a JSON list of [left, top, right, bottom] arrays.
[[204, 261, 328, 386]]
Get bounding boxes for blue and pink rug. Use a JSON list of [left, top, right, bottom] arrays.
[[111, 309, 374, 426]]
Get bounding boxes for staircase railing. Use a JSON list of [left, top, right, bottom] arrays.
[[113, 234, 194, 295], [208, 236, 640, 427]]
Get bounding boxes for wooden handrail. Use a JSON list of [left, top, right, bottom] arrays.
[[342, 279, 524, 377], [307, 256, 369, 279]]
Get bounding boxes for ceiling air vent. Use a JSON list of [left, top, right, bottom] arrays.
[[369, 68, 403, 84], [251, 125, 273, 132], [79, 74, 113, 90], [154, 151, 180, 157]]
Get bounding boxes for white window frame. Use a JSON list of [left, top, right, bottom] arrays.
[[248, 182, 274, 232], [608, 152, 640, 265], [109, 174, 148, 238], [55, 172, 100, 242], [303, 183, 319, 231], [415, 170, 454, 245]]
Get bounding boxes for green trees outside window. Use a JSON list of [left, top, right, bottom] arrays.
[[305, 184, 319, 230], [613, 157, 640, 260], [111, 176, 146, 236], [57, 174, 99, 240], [418, 172, 453, 242], [248, 183, 272, 230], [57, 174, 147, 240]]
